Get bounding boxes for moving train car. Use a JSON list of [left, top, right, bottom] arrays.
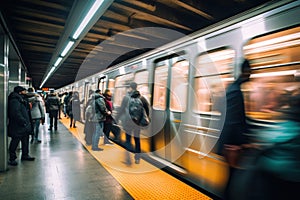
[[58, 0, 300, 198]]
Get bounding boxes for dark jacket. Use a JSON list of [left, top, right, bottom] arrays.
[[69, 95, 81, 120], [116, 90, 150, 130], [91, 93, 108, 122], [8, 92, 33, 137], [45, 93, 60, 111], [218, 78, 248, 153]]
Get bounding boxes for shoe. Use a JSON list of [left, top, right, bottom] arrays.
[[104, 141, 113, 145], [73, 126, 77, 128], [30, 138, 34, 144], [8, 160, 18, 166], [21, 156, 35, 161], [135, 159, 140, 164], [54, 127, 57, 131], [70, 124, 72, 128], [48, 127, 52, 131], [91, 148, 103, 151], [35, 140, 42, 143]]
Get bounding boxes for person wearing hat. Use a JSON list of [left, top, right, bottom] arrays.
[[7, 86, 35, 166]]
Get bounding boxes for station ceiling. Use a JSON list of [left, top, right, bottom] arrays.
[[1, 0, 273, 89]]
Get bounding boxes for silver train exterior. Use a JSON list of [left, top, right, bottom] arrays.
[[58, 1, 300, 198]]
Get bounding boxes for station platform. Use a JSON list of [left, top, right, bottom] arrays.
[[0, 117, 212, 200]]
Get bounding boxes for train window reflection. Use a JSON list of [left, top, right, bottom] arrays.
[[194, 48, 234, 114], [170, 60, 189, 112], [153, 65, 168, 110], [243, 26, 300, 120], [114, 73, 133, 107], [134, 70, 150, 103]]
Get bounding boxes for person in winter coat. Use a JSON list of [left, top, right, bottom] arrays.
[[69, 91, 81, 128], [45, 90, 60, 131], [91, 91, 111, 151], [27, 87, 45, 143], [83, 90, 95, 145], [115, 82, 150, 165], [8, 86, 35, 166], [103, 89, 116, 145]]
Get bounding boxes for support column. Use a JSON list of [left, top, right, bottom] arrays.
[[0, 32, 9, 171]]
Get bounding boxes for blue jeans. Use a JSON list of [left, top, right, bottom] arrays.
[[33, 119, 41, 140], [92, 122, 104, 149]]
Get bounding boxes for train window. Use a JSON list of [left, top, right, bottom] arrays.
[[170, 60, 189, 112], [98, 76, 107, 92], [243, 26, 300, 120], [134, 70, 150, 103], [114, 73, 134, 107], [153, 65, 168, 110], [194, 48, 235, 114]]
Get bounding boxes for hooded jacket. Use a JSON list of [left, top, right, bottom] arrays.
[[8, 92, 33, 137], [27, 92, 45, 120]]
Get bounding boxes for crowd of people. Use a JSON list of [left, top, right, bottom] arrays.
[[7, 81, 150, 167]]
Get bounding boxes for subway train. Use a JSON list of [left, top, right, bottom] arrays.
[[58, 0, 300, 198]]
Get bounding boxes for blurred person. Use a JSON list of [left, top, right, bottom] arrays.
[[27, 87, 45, 143], [45, 90, 60, 131], [217, 59, 251, 199], [64, 91, 72, 118], [115, 82, 150, 165], [91, 89, 111, 151], [103, 89, 117, 145], [83, 90, 95, 145], [247, 91, 300, 200], [8, 86, 35, 166], [69, 91, 81, 128]]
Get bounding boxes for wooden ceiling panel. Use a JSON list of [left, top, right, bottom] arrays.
[[1, 0, 273, 88]]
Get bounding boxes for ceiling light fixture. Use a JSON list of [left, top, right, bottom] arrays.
[[40, 0, 113, 88], [73, 0, 105, 40]]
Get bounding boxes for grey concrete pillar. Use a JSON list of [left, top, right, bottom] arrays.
[[0, 33, 9, 171]]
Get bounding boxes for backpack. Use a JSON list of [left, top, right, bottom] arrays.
[[128, 96, 150, 127]]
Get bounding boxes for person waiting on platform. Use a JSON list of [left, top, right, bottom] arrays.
[[68, 91, 81, 128], [8, 86, 35, 166], [91, 90, 111, 151], [26, 87, 45, 143], [45, 89, 60, 131]]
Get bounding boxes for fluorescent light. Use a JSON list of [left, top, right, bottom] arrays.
[[61, 41, 75, 57], [72, 0, 104, 39], [54, 57, 63, 67]]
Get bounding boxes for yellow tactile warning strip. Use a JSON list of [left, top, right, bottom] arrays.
[[60, 118, 212, 200]]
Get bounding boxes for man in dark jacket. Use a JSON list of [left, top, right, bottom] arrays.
[[8, 86, 35, 166], [116, 82, 150, 165], [45, 90, 60, 131]]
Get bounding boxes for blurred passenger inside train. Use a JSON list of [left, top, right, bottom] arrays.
[[8, 86, 35, 166], [103, 89, 119, 144], [217, 58, 251, 199], [45, 89, 60, 131], [115, 82, 150, 165], [68, 91, 81, 128], [91, 89, 111, 151], [26, 87, 45, 143]]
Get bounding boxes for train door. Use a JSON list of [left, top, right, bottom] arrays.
[[152, 54, 189, 165]]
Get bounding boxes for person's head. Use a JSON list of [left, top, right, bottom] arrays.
[[50, 89, 55, 94], [74, 91, 79, 97], [240, 59, 251, 82], [128, 82, 137, 92], [95, 89, 101, 94], [103, 89, 112, 98], [14, 86, 27, 95], [27, 87, 35, 93]]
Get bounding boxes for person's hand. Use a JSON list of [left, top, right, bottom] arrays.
[[107, 111, 111, 115]]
